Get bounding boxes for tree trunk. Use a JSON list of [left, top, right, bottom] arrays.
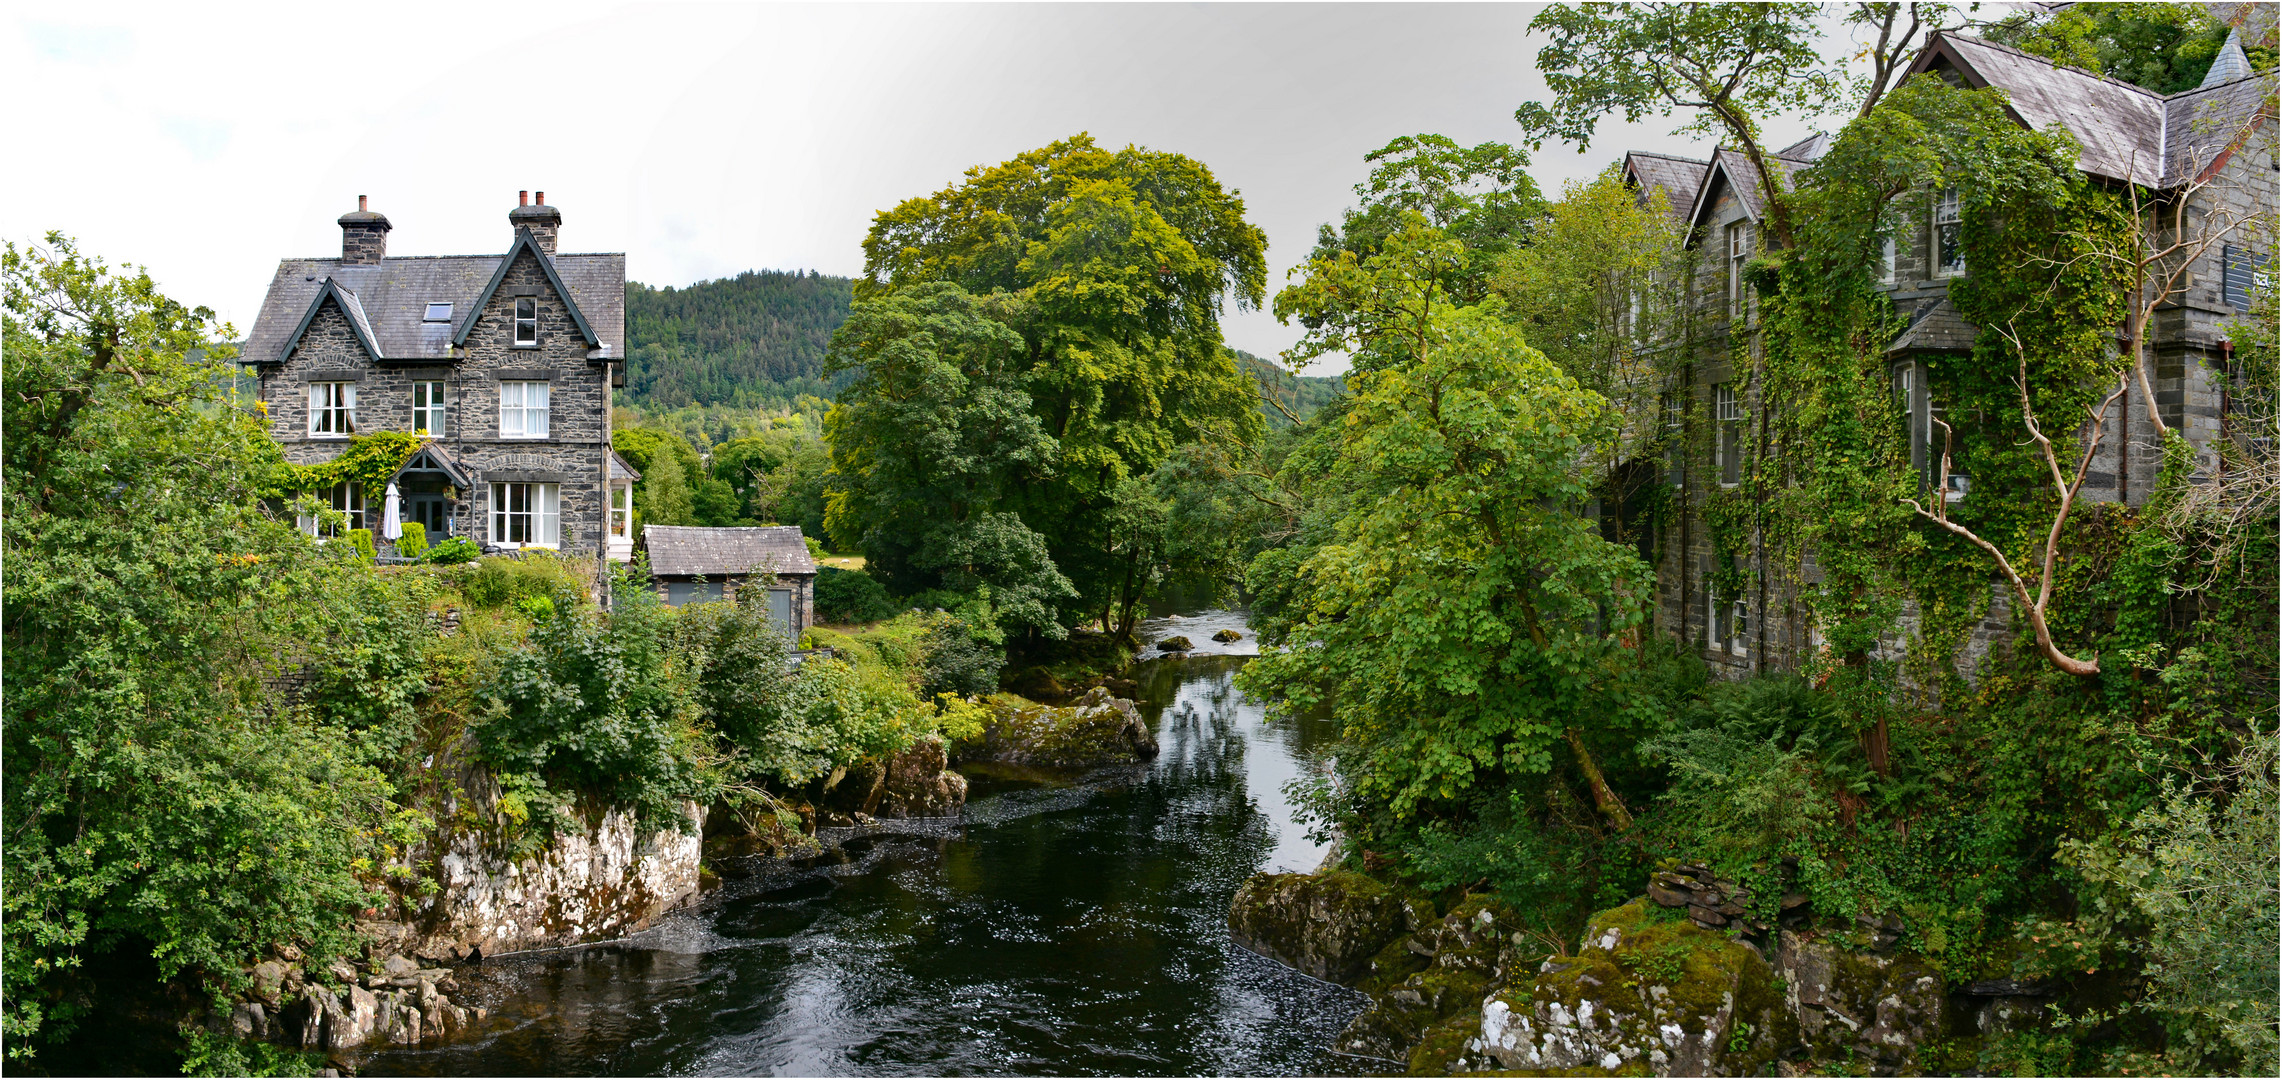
[[1565, 727, 1634, 833]]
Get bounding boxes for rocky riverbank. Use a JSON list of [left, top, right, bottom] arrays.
[[1231, 863, 2055, 1076]]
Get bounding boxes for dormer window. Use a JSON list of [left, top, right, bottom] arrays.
[[513, 298, 538, 346], [423, 302, 453, 322]]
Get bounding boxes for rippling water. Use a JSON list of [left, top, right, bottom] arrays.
[[364, 648, 1363, 1077]]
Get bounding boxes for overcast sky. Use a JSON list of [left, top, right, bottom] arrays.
[[5, 2, 1864, 371]]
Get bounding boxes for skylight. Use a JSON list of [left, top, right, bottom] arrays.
[[423, 302, 453, 322]]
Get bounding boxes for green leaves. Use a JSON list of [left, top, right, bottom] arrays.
[[837, 135, 1269, 632], [1240, 305, 1652, 820]]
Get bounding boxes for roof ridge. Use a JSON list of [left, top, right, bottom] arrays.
[[1627, 151, 1711, 165], [1941, 30, 2165, 98], [2166, 68, 2278, 100], [280, 252, 624, 263]]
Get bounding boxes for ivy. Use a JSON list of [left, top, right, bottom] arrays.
[[270, 432, 426, 499]]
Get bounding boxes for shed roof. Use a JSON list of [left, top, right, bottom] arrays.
[[243, 250, 625, 365], [643, 525, 816, 579]]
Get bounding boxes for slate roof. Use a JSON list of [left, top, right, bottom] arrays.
[[2165, 70, 2277, 184], [643, 525, 817, 579], [609, 450, 642, 482], [1919, 32, 2278, 187], [1886, 296, 1976, 354], [1624, 152, 1710, 224], [243, 250, 626, 365], [1687, 148, 1803, 229]]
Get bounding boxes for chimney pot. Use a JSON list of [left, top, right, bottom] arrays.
[[509, 192, 563, 256], [519, 190, 529, 206], [358, 195, 368, 211]]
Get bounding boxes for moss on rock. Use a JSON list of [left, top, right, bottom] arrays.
[[1228, 870, 1412, 985], [954, 689, 1155, 770], [1474, 899, 1794, 1077]]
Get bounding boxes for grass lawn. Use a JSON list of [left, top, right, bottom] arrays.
[[818, 554, 866, 570]]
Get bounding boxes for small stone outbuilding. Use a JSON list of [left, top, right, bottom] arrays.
[[641, 525, 816, 634]]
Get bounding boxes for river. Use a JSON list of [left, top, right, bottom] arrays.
[[365, 610, 1367, 1076]]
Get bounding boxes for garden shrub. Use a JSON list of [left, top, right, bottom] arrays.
[[345, 528, 376, 563], [395, 521, 427, 560], [814, 565, 897, 624], [422, 535, 479, 565], [920, 615, 1002, 699], [475, 570, 714, 830], [458, 551, 585, 610]]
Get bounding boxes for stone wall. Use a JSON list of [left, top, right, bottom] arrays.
[[261, 248, 613, 558]]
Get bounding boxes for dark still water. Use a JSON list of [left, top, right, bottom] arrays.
[[366, 646, 1364, 1077]]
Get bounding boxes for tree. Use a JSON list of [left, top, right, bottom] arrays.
[[612, 427, 701, 528], [1304, 134, 1545, 306], [1491, 166, 1689, 551], [843, 135, 1269, 634], [1237, 303, 1654, 829], [1985, 1, 2275, 95], [4, 236, 419, 1056], [823, 281, 1074, 637], [1516, 2, 1850, 247]]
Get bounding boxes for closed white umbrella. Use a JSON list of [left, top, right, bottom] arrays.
[[382, 481, 403, 541]]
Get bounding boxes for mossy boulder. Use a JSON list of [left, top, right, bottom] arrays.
[[1156, 635, 1194, 652], [955, 689, 1156, 770], [1211, 628, 1243, 643], [1776, 929, 1946, 1070], [1474, 899, 1795, 1076], [1339, 899, 1528, 1065], [1228, 871, 1418, 985]]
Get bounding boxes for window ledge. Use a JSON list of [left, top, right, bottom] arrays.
[[510, 343, 542, 350]]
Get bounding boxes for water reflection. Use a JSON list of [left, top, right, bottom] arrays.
[[365, 652, 1360, 1077]]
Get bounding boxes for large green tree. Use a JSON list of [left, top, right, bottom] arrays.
[[836, 135, 1268, 636], [1237, 302, 1654, 829], [3, 237, 423, 1056], [823, 281, 1074, 636]]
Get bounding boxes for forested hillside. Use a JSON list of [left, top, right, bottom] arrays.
[[623, 270, 853, 407], [1234, 348, 1345, 427]]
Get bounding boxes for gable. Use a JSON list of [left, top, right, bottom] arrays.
[[1911, 33, 2167, 187], [277, 281, 384, 364], [454, 229, 600, 348]]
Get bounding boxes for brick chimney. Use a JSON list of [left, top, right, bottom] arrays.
[[337, 195, 391, 264], [509, 189, 561, 256]]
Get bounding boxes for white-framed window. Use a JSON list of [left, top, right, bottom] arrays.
[[411, 381, 446, 436], [423, 302, 453, 323], [1934, 188, 1964, 277], [610, 484, 633, 537], [1714, 381, 1743, 485], [308, 381, 356, 437], [513, 298, 538, 346], [490, 482, 560, 547], [298, 481, 362, 537], [1880, 234, 1899, 284], [1727, 221, 1751, 319], [499, 380, 550, 438], [1705, 580, 1748, 655]]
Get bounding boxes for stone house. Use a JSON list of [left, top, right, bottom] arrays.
[[1620, 31, 2276, 679], [242, 193, 641, 560], [641, 525, 818, 635]]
